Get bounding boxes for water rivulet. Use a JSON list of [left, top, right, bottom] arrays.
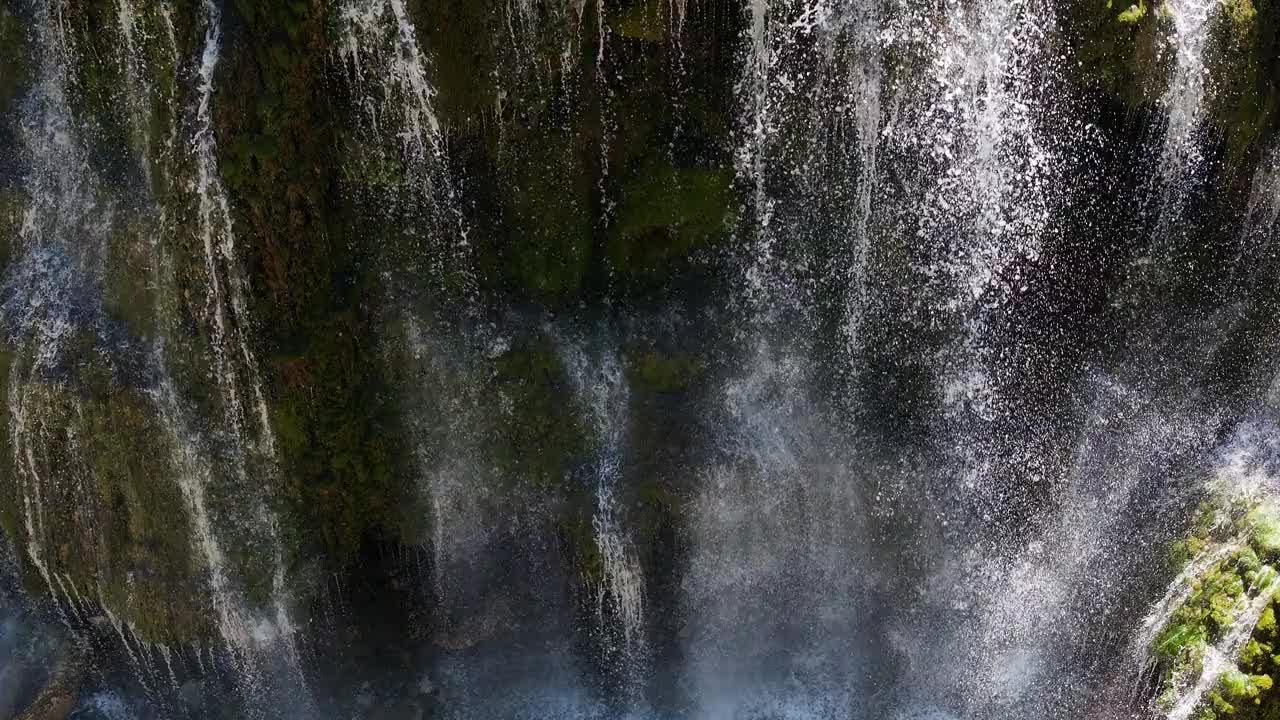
[[0, 0, 1278, 718]]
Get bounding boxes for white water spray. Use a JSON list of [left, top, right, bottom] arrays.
[[562, 340, 647, 692]]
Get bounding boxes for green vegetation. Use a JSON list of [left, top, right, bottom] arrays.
[[1153, 502, 1280, 718]]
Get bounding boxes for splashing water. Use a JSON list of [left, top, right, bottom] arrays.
[[562, 338, 647, 696], [338, 0, 443, 165], [735, 0, 886, 352], [1133, 543, 1244, 673], [1154, 0, 1222, 227], [1165, 571, 1278, 720]]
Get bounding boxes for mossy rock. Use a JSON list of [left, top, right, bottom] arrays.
[[410, 0, 503, 129], [1065, 0, 1176, 107], [612, 0, 671, 43], [625, 346, 705, 394], [1202, 0, 1280, 162], [0, 3, 29, 115], [497, 130, 595, 302], [102, 217, 161, 340], [1152, 497, 1280, 718], [607, 156, 733, 287], [487, 335, 588, 492], [2, 372, 210, 643]]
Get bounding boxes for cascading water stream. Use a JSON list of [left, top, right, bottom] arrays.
[[337, 0, 483, 607], [193, 0, 276, 457], [735, 0, 886, 354], [562, 340, 647, 696], [1165, 569, 1279, 720], [181, 2, 314, 708], [2, 1, 1280, 718], [1153, 0, 1221, 228], [896, 0, 1066, 422], [1132, 541, 1245, 674], [2, 0, 111, 609]]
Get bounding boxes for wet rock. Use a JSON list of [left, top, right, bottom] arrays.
[[433, 595, 514, 652], [14, 643, 85, 720]]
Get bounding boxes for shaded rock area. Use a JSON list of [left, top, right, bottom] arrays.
[[14, 643, 85, 720]]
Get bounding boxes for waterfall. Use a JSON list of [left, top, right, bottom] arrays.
[[1153, 0, 1221, 228], [400, 316, 492, 603], [897, 0, 1066, 422], [337, 0, 482, 606], [1245, 145, 1280, 239], [685, 339, 870, 716], [562, 339, 647, 696], [179, 2, 312, 708], [2, 0, 111, 608], [1133, 542, 1245, 674], [2, 0, 1280, 717]]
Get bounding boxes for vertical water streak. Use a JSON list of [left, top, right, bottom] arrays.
[[339, 0, 442, 163], [338, 0, 485, 608], [732, 0, 888, 362], [844, 11, 882, 356], [1244, 145, 1280, 238], [899, 0, 1063, 422], [737, 0, 777, 309], [1131, 541, 1245, 675], [1165, 569, 1278, 720], [562, 340, 647, 696], [2, 0, 109, 611], [193, 0, 276, 457], [184, 2, 313, 709], [1153, 0, 1220, 228], [337, 0, 478, 314]]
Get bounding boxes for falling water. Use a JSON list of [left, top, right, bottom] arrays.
[[192, 0, 277, 456], [2, 0, 1279, 717], [399, 316, 493, 603], [1246, 145, 1280, 236], [339, 0, 444, 165], [1132, 541, 1244, 674], [1165, 569, 1278, 720], [562, 339, 647, 695], [895, 0, 1067, 422], [2, 0, 111, 606], [178, 1, 313, 710], [734, 0, 885, 351], [1153, 0, 1221, 226], [337, 0, 482, 605]]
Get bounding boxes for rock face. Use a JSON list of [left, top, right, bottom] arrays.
[[14, 643, 83, 720]]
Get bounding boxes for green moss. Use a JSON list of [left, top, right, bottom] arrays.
[[1117, 1, 1148, 23], [1065, 0, 1173, 108], [613, 0, 668, 42], [0, 4, 29, 113], [0, 355, 211, 643], [1250, 505, 1280, 562], [499, 131, 595, 301], [488, 336, 587, 490], [103, 217, 160, 339], [607, 157, 733, 283], [1152, 492, 1280, 718], [626, 347, 705, 394]]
